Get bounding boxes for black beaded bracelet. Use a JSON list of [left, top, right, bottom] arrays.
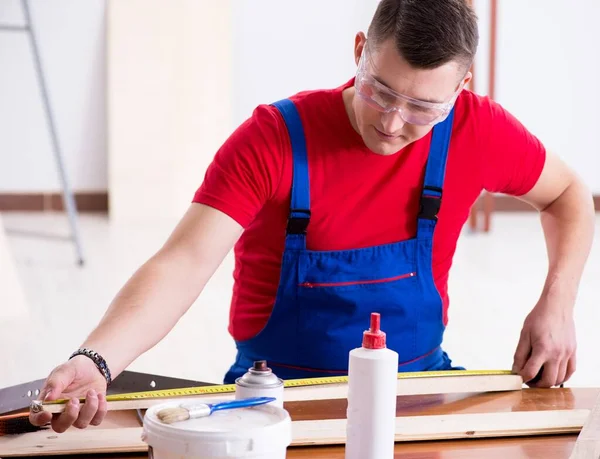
[[69, 348, 112, 386]]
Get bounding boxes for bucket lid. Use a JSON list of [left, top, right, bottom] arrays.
[[142, 399, 292, 457]]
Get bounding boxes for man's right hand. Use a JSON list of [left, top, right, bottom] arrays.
[[29, 355, 108, 433], [28, 204, 242, 433]]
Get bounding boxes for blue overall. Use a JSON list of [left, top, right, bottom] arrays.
[[224, 98, 462, 383]]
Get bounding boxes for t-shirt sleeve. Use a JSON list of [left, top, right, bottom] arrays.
[[480, 99, 547, 196], [192, 104, 287, 228]]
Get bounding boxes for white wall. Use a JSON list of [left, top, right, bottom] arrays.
[[495, 0, 600, 193], [1, 1, 599, 195], [0, 0, 106, 192], [231, 0, 380, 125]]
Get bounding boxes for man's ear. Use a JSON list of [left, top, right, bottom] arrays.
[[462, 70, 473, 91], [354, 32, 367, 66]]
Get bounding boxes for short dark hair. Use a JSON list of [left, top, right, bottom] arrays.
[[367, 0, 479, 71]]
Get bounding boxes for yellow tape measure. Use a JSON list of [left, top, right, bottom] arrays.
[[43, 369, 512, 406]]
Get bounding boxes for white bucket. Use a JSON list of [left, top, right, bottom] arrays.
[[142, 399, 292, 459]]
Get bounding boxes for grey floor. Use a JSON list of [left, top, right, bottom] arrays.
[[1, 211, 599, 391]]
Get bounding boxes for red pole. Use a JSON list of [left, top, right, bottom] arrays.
[[483, 0, 498, 232]]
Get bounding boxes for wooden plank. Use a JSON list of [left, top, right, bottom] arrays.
[[8, 434, 582, 459], [283, 373, 523, 401], [0, 409, 589, 457], [0, 426, 147, 457], [285, 435, 581, 459], [39, 373, 523, 414], [293, 409, 589, 446], [569, 392, 600, 458]]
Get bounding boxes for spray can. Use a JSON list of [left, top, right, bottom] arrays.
[[235, 360, 285, 408], [345, 312, 398, 459]]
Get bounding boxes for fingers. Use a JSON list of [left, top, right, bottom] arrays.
[[29, 408, 52, 427], [512, 330, 531, 374], [90, 393, 108, 426], [51, 398, 81, 434], [30, 391, 107, 432], [564, 354, 577, 383], [538, 360, 559, 388], [30, 366, 75, 428], [556, 359, 568, 387], [29, 386, 62, 427], [523, 352, 575, 388], [73, 390, 99, 429], [520, 349, 546, 386]]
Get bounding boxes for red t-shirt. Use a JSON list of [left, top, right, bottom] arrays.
[[193, 79, 546, 341]]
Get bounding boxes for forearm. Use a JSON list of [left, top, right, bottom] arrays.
[[539, 177, 595, 308], [80, 250, 207, 377]]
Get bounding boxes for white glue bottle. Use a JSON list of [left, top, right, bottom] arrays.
[[345, 312, 399, 459]]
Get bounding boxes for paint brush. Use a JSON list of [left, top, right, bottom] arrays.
[[156, 396, 276, 424]]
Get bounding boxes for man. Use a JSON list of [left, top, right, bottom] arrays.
[[31, 0, 594, 433]]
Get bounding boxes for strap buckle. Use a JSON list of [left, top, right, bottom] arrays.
[[287, 209, 311, 234], [418, 186, 443, 221]]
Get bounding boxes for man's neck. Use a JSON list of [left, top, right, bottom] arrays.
[[342, 86, 360, 135]]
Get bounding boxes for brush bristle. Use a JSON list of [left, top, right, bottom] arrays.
[[0, 413, 46, 436], [156, 407, 190, 424]]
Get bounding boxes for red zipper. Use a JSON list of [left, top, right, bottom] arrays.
[[299, 272, 416, 288]]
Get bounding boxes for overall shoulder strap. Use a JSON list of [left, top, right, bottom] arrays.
[[417, 108, 455, 240], [271, 99, 310, 249]]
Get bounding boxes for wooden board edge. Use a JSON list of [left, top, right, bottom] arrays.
[[40, 374, 523, 414], [291, 409, 589, 446], [283, 374, 523, 402], [0, 427, 147, 457]]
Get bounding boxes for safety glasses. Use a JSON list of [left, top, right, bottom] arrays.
[[354, 43, 462, 126]]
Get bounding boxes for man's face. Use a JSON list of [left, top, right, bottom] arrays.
[[349, 34, 470, 156]]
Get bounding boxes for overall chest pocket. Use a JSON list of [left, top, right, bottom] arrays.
[[293, 264, 420, 368], [298, 271, 416, 289]]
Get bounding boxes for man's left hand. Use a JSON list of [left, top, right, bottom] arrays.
[[512, 296, 577, 388]]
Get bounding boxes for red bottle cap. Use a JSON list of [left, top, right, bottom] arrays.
[[362, 312, 387, 349]]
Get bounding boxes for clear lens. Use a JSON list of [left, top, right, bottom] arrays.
[[355, 73, 449, 126]]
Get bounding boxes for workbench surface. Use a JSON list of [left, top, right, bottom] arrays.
[[4, 387, 597, 458], [52, 435, 578, 458]]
